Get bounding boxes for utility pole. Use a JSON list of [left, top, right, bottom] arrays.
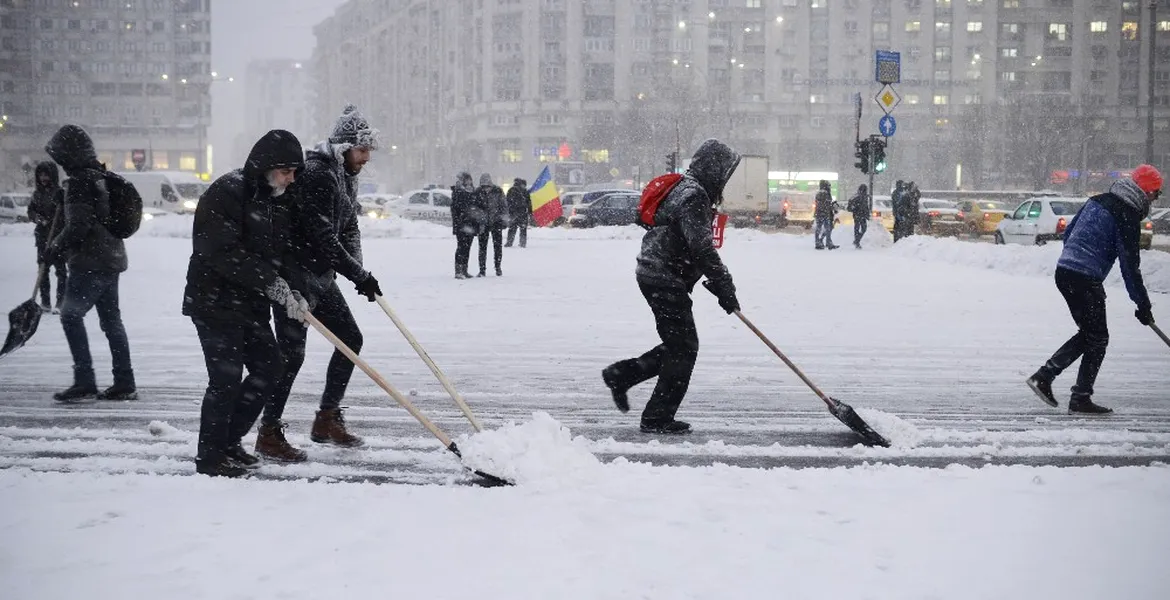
[[1147, 0, 1159, 164]]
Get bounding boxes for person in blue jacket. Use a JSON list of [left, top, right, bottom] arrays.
[[1026, 165, 1161, 414]]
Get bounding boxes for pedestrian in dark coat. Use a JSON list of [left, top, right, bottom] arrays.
[[905, 182, 921, 236], [42, 125, 135, 403], [183, 129, 308, 477], [451, 172, 477, 278], [847, 183, 870, 249], [891, 180, 907, 242], [813, 180, 837, 250], [505, 178, 532, 248], [475, 173, 507, 276], [259, 104, 383, 457], [602, 138, 741, 435], [28, 161, 67, 311], [1026, 166, 1161, 415]]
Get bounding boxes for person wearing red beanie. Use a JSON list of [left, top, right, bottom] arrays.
[[1026, 165, 1161, 414]]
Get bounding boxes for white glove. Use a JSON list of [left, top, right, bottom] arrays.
[[266, 278, 309, 323], [286, 290, 310, 323]]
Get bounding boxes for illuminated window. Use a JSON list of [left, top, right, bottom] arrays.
[[1001, 47, 1018, 57], [1002, 0, 1019, 7], [905, 93, 920, 104], [1122, 22, 1138, 41], [1000, 71, 1016, 82], [964, 94, 981, 104], [1158, 21, 1170, 32], [933, 94, 949, 105], [1090, 21, 1107, 33], [179, 153, 197, 171], [967, 21, 982, 32], [1047, 23, 1068, 41], [906, 21, 921, 32], [936, 22, 951, 34], [499, 149, 522, 163], [152, 154, 168, 170]]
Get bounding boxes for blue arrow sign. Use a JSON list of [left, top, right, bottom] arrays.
[[878, 114, 897, 137]]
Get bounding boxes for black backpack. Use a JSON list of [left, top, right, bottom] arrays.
[[101, 172, 143, 239]]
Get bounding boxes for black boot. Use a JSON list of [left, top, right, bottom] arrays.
[[224, 443, 261, 468], [640, 419, 692, 435], [54, 368, 98, 403], [195, 456, 250, 478], [495, 266, 503, 277], [1025, 373, 1057, 407], [98, 381, 137, 401], [1068, 396, 1113, 415], [601, 365, 630, 413]]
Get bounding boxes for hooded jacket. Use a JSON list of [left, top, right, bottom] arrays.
[[814, 183, 835, 220], [182, 129, 305, 323], [635, 139, 739, 291], [1057, 178, 1152, 310], [45, 124, 127, 274], [847, 186, 870, 218], [450, 172, 478, 236], [283, 141, 370, 304], [28, 161, 61, 237], [506, 179, 532, 220], [476, 174, 509, 230]]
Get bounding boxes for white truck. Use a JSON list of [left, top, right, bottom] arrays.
[[717, 155, 776, 227], [114, 171, 209, 214]]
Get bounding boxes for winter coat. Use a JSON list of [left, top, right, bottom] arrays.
[[450, 185, 478, 237], [1057, 179, 1152, 311], [477, 183, 509, 230], [182, 129, 305, 324], [814, 189, 835, 220], [846, 192, 870, 219], [44, 125, 127, 274], [905, 187, 921, 224], [506, 180, 532, 222], [635, 138, 740, 292], [283, 141, 371, 305], [28, 161, 60, 239]]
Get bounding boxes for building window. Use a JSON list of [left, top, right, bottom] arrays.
[[936, 22, 951, 34], [933, 94, 949, 105], [965, 93, 982, 104], [1002, 0, 1019, 7], [937, 0, 951, 6], [873, 22, 890, 39], [967, 21, 982, 32], [1047, 23, 1068, 41], [935, 46, 951, 61], [123, 21, 135, 30], [68, 19, 80, 29], [809, 94, 827, 103], [1000, 71, 1016, 81], [906, 21, 921, 32], [1158, 21, 1170, 32], [498, 149, 522, 163], [179, 153, 197, 171], [905, 93, 920, 104], [1122, 22, 1138, 41], [934, 69, 950, 81], [1090, 21, 1108, 33]]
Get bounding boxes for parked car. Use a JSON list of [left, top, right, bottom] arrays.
[[994, 197, 1085, 245], [358, 193, 402, 219], [140, 207, 170, 221], [917, 199, 965, 236], [1149, 208, 1170, 235], [399, 188, 452, 225], [777, 190, 816, 229], [567, 191, 640, 228], [557, 191, 587, 226], [0, 192, 31, 222], [955, 199, 1011, 237], [564, 188, 631, 226], [870, 196, 895, 231]]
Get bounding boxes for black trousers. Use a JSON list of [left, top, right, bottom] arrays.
[[193, 315, 283, 462], [606, 284, 699, 424], [478, 228, 503, 273], [263, 281, 363, 424], [853, 216, 868, 246], [34, 228, 67, 307], [506, 221, 527, 248], [454, 233, 474, 275], [1038, 267, 1109, 400]]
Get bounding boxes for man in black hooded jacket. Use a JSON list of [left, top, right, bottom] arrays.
[[183, 129, 308, 477], [505, 178, 531, 248], [258, 104, 383, 455], [451, 172, 478, 279], [43, 125, 136, 403], [28, 161, 67, 311], [601, 139, 741, 434]]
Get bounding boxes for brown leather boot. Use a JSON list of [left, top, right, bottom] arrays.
[[310, 408, 364, 447], [255, 420, 308, 463]]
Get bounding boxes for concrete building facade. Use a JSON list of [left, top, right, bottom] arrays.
[[233, 58, 313, 164]]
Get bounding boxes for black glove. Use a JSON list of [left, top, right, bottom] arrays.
[[702, 278, 740, 315], [1135, 306, 1154, 326], [42, 243, 60, 265], [355, 274, 382, 302]]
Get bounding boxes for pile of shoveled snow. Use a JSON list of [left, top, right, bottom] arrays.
[[854, 408, 923, 449], [456, 411, 602, 486], [146, 420, 184, 439]]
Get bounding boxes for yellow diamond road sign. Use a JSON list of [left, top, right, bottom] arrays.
[[875, 84, 901, 115]]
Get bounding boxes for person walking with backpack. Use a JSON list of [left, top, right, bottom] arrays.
[[183, 129, 308, 476], [1025, 165, 1161, 415], [450, 172, 477, 279], [475, 173, 508, 276], [505, 177, 531, 248], [601, 139, 741, 435], [257, 104, 383, 456], [28, 161, 67, 312], [847, 184, 870, 249], [43, 125, 138, 403], [813, 180, 838, 250]]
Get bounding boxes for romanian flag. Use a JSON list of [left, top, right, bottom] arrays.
[[528, 166, 563, 227]]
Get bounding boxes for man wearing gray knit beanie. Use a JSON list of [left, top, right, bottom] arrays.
[[256, 104, 383, 459]]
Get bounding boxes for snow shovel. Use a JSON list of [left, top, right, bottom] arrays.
[[721, 300, 890, 447], [375, 295, 484, 432], [0, 266, 48, 361], [1151, 322, 1170, 349], [304, 312, 512, 486]]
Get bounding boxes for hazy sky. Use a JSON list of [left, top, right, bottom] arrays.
[[210, 0, 347, 171]]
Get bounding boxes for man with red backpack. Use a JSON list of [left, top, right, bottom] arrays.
[[602, 139, 741, 434]]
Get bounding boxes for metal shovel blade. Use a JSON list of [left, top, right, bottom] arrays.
[[0, 298, 43, 361], [826, 397, 891, 448]]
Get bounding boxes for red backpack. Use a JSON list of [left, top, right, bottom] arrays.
[[638, 173, 684, 229]]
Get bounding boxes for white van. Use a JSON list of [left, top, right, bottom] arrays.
[[114, 171, 209, 214]]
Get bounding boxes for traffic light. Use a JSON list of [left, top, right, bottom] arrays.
[[854, 139, 870, 174], [666, 151, 679, 173], [872, 139, 887, 174]]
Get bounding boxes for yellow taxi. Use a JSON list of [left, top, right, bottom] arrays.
[[955, 199, 1012, 236]]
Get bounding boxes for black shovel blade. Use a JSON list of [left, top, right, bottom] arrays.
[[0, 299, 43, 360], [826, 397, 890, 448], [446, 442, 515, 487]]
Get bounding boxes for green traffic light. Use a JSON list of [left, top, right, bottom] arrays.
[[874, 159, 887, 173]]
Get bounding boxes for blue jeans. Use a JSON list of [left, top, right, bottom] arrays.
[[814, 217, 835, 247], [60, 271, 133, 386]]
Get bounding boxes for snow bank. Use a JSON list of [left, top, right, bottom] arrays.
[[457, 411, 602, 486], [854, 408, 922, 449], [889, 235, 1170, 294]]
